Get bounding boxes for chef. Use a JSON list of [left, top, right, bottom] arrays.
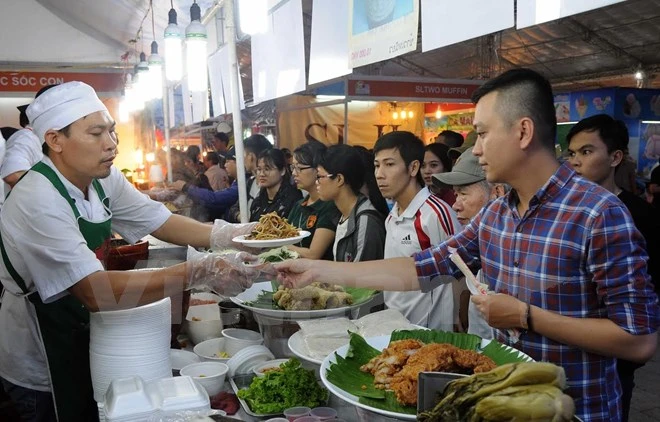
[[0, 86, 55, 190], [0, 81, 272, 422]]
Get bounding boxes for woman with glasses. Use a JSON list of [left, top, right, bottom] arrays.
[[286, 141, 341, 260], [421, 143, 455, 206], [249, 148, 302, 222], [317, 144, 386, 262]]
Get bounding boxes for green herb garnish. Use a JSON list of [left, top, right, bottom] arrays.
[[236, 358, 327, 414]]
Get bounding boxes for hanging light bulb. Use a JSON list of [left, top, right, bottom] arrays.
[[238, 0, 268, 35], [407, 110, 414, 119], [135, 54, 150, 104], [392, 111, 399, 120], [126, 70, 145, 112], [435, 105, 442, 119], [148, 41, 163, 100], [164, 7, 183, 81], [185, 1, 208, 92]]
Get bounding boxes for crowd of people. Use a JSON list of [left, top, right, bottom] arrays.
[[0, 68, 657, 422]]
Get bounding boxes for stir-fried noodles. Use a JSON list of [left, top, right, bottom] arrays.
[[247, 212, 300, 240]]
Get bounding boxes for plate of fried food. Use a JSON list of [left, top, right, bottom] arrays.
[[231, 281, 378, 318], [232, 212, 310, 248], [320, 330, 535, 421]]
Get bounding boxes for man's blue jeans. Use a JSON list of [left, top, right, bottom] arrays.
[[0, 377, 56, 422]]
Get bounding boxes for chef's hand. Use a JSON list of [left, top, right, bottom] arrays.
[[186, 246, 277, 296], [274, 259, 318, 289], [209, 219, 258, 251], [170, 180, 187, 191], [471, 294, 527, 330]]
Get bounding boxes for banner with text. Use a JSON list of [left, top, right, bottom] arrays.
[[0, 71, 124, 93], [348, 0, 419, 68], [347, 77, 481, 101]]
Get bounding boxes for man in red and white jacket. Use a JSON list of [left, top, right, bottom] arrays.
[[374, 131, 461, 331]]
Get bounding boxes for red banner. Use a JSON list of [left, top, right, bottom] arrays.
[[0, 71, 124, 93], [348, 78, 480, 101]]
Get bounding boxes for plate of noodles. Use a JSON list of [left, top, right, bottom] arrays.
[[233, 212, 311, 248]]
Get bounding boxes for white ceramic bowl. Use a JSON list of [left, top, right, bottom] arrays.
[[179, 362, 228, 396], [170, 349, 201, 375], [193, 337, 231, 363], [221, 328, 263, 356], [186, 305, 222, 345], [252, 359, 290, 377]]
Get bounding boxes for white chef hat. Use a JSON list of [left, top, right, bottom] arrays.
[[27, 81, 108, 143]]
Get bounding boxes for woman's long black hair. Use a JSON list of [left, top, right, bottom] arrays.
[[319, 144, 389, 216]]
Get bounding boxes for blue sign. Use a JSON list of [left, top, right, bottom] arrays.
[[569, 88, 615, 121]]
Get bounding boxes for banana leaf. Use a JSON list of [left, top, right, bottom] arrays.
[[391, 329, 482, 350], [326, 330, 534, 415], [480, 339, 534, 365]]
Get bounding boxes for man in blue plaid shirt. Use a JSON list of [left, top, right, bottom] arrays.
[[275, 68, 659, 421]]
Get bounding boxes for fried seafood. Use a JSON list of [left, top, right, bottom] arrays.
[[273, 282, 353, 310], [360, 339, 424, 388], [453, 347, 497, 374], [390, 343, 459, 405], [362, 341, 497, 405]]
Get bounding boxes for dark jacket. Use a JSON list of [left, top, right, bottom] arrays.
[[249, 181, 302, 221], [335, 194, 386, 262]]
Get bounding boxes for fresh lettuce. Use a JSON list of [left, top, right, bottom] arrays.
[[236, 358, 327, 414]]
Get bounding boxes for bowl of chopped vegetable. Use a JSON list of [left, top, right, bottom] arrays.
[[252, 359, 290, 377], [193, 337, 232, 363], [231, 358, 327, 416]]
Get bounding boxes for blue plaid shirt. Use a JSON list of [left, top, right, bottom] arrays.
[[414, 163, 659, 422]]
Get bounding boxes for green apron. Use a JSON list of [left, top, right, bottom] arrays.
[[0, 161, 112, 421]]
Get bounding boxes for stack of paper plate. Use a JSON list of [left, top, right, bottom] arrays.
[[90, 298, 173, 402]]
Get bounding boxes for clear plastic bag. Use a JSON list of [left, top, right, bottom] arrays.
[[186, 246, 276, 297]]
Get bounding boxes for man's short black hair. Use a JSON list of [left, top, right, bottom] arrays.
[[214, 132, 229, 145], [566, 114, 629, 154], [437, 130, 464, 148], [471, 68, 557, 151], [205, 151, 220, 165], [243, 134, 272, 156], [373, 131, 425, 187]]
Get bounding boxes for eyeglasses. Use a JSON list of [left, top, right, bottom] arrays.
[[291, 165, 313, 173], [316, 173, 335, 181], [255, 167, 276, 175]]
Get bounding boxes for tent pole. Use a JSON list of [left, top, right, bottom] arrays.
[[224, 0, 248, 222], [162, 77, 173, 183]]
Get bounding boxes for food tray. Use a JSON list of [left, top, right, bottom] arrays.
[[229, 374, 281, 418]]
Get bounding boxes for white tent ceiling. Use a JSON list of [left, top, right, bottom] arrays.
[[1, 0, 659, 97]]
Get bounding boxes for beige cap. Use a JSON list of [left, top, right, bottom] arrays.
[[433, 147, 485, 186]]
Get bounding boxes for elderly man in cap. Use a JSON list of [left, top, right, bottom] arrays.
[[0, 82, 274, 422], [432, 147, 508, 338]]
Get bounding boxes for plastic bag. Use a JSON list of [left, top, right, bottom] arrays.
[[209, 219, 257, 252], [186, 247, 276, 297]]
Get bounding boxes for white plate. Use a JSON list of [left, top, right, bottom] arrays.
[[288, 325, 430, 366], [319, 335, 534, 421], [232, 230, 311, 248], [231, 282, 376, 318], [288, 331, 323, 365]]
